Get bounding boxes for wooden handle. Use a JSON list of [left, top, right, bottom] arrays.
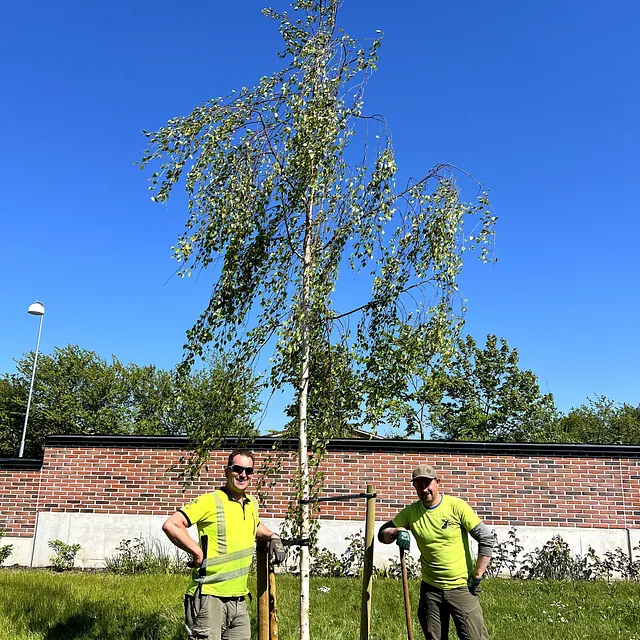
[[401, 550, 414, 640], [269, 562, 279, 640]]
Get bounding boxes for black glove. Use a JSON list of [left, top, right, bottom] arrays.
[[468, 576, 482, 596], [269, 534, 285, 565]]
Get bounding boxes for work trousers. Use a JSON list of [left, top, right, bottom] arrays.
[[184, 593, 250, 640], [417, 581, 489, 640]]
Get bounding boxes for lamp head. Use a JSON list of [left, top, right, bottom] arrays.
[[27, 302, 45, 316]]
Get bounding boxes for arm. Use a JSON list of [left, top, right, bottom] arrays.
[[468, 522, 494, 579], [377, 520, 407, 544], [162, 511, 203, 566], [473, 553, 491, 579], [256, 521, 275, 541]]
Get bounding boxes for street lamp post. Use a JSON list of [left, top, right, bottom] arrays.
[[18, 301, 45, 458]]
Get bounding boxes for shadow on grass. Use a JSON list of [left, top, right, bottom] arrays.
[[40, 605, 184, 640], [44, 613, 96, 640], [2, 580, 184, 640]]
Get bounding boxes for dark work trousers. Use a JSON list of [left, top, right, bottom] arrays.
[[417, 581, 489, 640]]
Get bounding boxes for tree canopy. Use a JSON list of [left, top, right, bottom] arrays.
[[140, 0, 495, 461]]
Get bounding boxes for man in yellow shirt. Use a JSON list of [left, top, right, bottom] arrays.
[[378, 463, 493, 640], [163, 449, 284, 640]]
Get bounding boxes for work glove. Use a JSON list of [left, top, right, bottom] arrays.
[[269, 534, 286, 565], [467, 576, 482, 596], [396, 530, 410, 552]]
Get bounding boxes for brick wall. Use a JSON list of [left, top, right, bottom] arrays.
[[3, 437, 640, 536], [250, 445, 640, 528], [0, 459, 42, 537]]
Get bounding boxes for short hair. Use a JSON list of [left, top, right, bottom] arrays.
[[227, 449, 255, 467]]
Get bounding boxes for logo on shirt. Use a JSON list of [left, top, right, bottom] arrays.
[[441, 518, 451, 529]]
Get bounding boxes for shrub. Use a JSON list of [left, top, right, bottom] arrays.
[[517, 535, 579, 580], [309, 531, 422, 580], [48, 539, 81, 571], [484, 528, 640, 582], [310, 532, 365, 577], [309, 547, 343, 577], [0, 529, 13, 567], [104, 537, 189, 574], [515, 535, 624, 581], [338, 532, 365, 577], [375, 552, 420, 580], [485, 527, 523, 578], [598, 545, 640, 581]]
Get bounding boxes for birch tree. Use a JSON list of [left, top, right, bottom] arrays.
[[140, 1, 495, 636]]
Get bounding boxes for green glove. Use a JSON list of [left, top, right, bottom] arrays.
[[467, 576, 482, 596], [396, 530, 410, 551]]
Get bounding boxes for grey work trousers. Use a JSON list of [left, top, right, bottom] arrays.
[[184, 593, 250, 640], [417, 581, 489, 640]]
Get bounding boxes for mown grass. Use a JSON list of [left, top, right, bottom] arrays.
[[1, 570, 640, 639]]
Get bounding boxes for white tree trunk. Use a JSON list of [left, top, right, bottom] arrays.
[[298, 191, 313, 640]]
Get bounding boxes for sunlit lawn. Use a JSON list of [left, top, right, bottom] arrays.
[[1, 570, 640, 639]]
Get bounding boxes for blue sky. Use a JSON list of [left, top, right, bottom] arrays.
[[1, 0, 638, 428]]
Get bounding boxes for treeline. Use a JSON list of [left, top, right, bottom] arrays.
[[2, 336, 639, 458], [390, 333, 640, 445], [0, 345, 260, 458]]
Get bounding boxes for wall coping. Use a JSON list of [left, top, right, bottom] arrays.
[[44, 435, 640, 458], [0, 458, 43, 470]]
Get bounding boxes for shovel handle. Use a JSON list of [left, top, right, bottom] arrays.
[[401, 549, 414, 640]]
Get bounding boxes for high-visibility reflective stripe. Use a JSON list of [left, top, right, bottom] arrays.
[[214, 493, 226, 555], [197, 565, 251, 584], [202, 547, 254, 568]]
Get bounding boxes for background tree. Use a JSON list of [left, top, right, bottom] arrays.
[[0, 345, 261, 458], [120, 362, 180, 436], [431, 334, 557, 442], [0, 375, 28, 458], [282, 340, 362, 439], [362, 310, 458, 439], [176, 355, 262, 476], [140, 1, 494, 634], [9, 345, 131, 457], [546, 396, 640, 444]]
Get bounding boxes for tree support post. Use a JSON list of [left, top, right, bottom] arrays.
[[257, 540, 269, 640], [360, 483, 376, 640]]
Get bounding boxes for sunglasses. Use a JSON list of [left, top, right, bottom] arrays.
[[228, 464, 254, 476]]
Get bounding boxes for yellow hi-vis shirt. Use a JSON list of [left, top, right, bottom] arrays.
[[179, 488, 259, 597], [392, 494, 481, 589]]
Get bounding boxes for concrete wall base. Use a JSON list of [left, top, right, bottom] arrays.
[[9, 512, 638, 570], [2, 537, 33, 567]]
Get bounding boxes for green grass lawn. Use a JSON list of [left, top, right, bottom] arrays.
[[1, 570, 640, 639]]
